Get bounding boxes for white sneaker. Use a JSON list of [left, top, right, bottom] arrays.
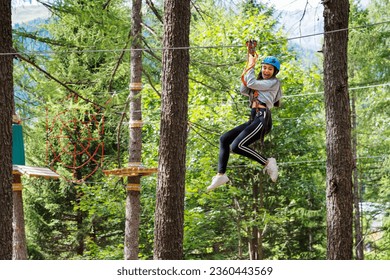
[[263, 158, 278, 182], [207, 174, 229, 191]]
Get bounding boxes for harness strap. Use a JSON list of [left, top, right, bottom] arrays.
[[248, 89, 267, 109]]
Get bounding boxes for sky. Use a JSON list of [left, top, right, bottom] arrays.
[[11, 0, 326, 25], [12, 0, 50, 24], [269, 0, 323, 11], [12, 0, 370, 23], [271, 0, 370, 11]]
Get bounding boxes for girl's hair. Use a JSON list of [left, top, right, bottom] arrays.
[[257, 67, 281, 107]]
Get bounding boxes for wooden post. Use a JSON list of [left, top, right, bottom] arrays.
[[103, 168, 157, 259], [11, 166, 59, 260], [125, 179, 141, 260], [12, 174, 28, 260], [125, 0, 143, 260]]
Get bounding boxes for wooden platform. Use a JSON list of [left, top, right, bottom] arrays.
[[13, 165, 60, 179], [103, 166, 158, 177]]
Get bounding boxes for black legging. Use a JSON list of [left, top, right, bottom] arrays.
[[218, 108, 268, 174]]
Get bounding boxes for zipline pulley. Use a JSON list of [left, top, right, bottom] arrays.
[[246, 39, 258, 57]]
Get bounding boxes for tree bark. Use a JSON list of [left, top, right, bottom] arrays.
[[0, 0, 14, 260], [258, 175, 264, 260], [125, 0, 143, 260], [12, 175, 28, 260], [323, 0, 353, 260], [124, 183, 140, 260], [249, 176, 260, 260], [351, 91, 364, 259], [249, 144, 264, 260], [153, 0, 191, 260]]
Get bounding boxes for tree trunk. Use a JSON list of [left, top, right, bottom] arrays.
[[72, 144, 86, 256], [234, 198, 243, 258], [125, 0, 143, 260], [249, 176, 260, 260], [12, 175, 28, 260], [248, 144, 264, 260], [0, 0, 14, 260], [74, 183, 85, 256], [153, 0, 191, 260], [323, 0, 353, 260], [351, 91, 364, 259], [258, 175, 264, 260], [125, 183, 140, 260]]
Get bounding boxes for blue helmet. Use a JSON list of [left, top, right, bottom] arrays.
[[261, 56, 280, 71]]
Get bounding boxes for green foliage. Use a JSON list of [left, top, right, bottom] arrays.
[[184, 1, 326, 260], [15, 0, 327, 260], [18, 0, 390, 260], [348, 0, 390, 259]]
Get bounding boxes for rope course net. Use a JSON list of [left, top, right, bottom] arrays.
[[46, 94, 105, 183]]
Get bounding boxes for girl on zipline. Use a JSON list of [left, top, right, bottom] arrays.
[[207, 43, 282, 191]]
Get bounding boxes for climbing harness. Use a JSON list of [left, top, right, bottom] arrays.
[[240, 40, 273, 144], [247, 106, 272, 145], [241, 40, 278, 110]]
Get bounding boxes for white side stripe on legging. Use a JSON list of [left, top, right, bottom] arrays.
[[237, 121, 268, 165]]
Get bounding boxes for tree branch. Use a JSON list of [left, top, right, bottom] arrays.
[[14, 50, 104, 109], [298, 0, 309, 39], [145, 0, 163, 24], [108, 29, 132, 93], [142, 69, 161, 97]]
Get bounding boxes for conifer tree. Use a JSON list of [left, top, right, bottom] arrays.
[[0, 0, 14, 260], [323, 0, 353, 259], [153, 0, 191, 260]]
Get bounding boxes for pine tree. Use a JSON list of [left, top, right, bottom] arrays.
[[0, 0, 14, 260], [323, 0, 353, 259], [153, 0, 191, 260]]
